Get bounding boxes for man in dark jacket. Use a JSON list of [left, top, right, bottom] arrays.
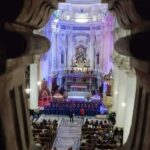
[[68, 109, 74, 122]]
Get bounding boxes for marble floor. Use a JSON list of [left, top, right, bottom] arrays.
[[52, 117, 83, 150]]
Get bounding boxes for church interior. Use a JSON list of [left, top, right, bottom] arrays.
[[0, 0, 150, 150]]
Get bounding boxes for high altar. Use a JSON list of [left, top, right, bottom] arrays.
[[40, 0, 114, 98]]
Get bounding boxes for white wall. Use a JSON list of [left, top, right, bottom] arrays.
[[30, 64, 38, 109]]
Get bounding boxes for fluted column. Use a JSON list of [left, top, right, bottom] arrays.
[[112, 54, 136, 142]]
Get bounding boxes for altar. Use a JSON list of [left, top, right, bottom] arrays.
[[67, 91, 88, 101], [70, 85, 88, 92]]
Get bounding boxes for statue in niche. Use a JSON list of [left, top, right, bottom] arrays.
[[76, 47, 87, 66], [72, 46, 90, 71]]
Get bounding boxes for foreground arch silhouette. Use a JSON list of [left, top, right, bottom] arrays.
[[0, 0, 149, 150], [109, 0, 150, 149]]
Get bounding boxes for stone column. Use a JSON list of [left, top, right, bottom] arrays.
[[98, 77, 101, 90], [57, 74, 62, 88], [112, 65, 120, 111], [48, 76, 52, 92], [123, 72, 136, 143], [39, 61, 43, 81], [30, 63, 38, 109], [108, 0, 150, 149], [51, 32, 55, 72], [115, 68, 128, 127]]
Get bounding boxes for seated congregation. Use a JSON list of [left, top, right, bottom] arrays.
[[80, 119, 123, 150], [30, 108, 122, 150], [31, 118, 58, 150]]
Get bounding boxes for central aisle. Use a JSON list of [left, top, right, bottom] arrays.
[[52, 118, 83, 150]]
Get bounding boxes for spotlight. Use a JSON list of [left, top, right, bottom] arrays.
[[66, 15, 70, 20], [121, 102, 126, 107], [114, 91, 118, 95], [25, 88, 31, 94], [37, 81, 41, 86], [75, 18, 89, 23]]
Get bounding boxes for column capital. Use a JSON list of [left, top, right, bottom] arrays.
[[113, 54, 131, 71], [125, 69, 135, 77]]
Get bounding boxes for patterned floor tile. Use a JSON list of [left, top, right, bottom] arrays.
[[53, 137, 80, 149], [60, 118, 83, 127], [52, 118, 82, 150]]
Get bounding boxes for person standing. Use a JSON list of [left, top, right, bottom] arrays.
[[69, 108, 74, 122], [80, 108, 85, 121]]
